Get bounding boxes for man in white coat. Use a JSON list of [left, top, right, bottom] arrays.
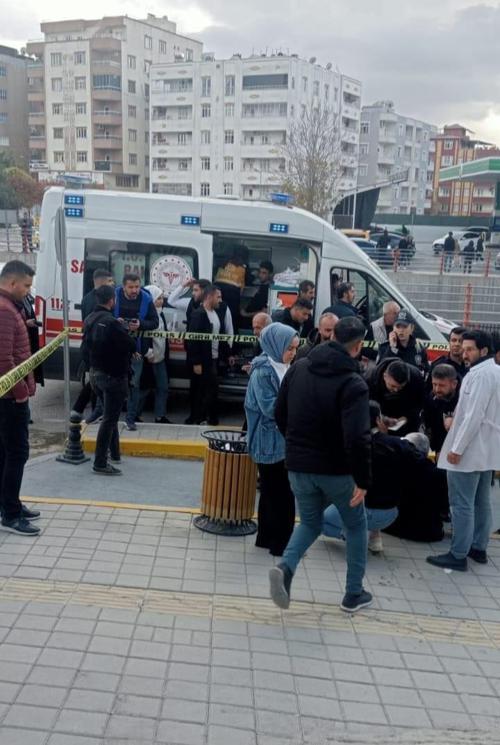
[[427, 330, 500, 571]]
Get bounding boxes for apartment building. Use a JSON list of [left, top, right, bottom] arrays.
[[357, 101, 436, 215], [0, 46, 29, 166], [150, 53, 361, 200], [26, 15, 202, 190], [430, 124, 500, 217]]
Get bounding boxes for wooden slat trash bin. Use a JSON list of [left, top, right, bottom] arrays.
[[194, 430, 258, 536]]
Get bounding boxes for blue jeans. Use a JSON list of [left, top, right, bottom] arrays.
[[448, 470, 493, 559], [139, 361, 168, 419], [283, 472, 367, 595], [323, 505, 398, 539], [126, 357, 143, 424]]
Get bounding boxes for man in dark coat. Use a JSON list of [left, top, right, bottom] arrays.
[[272, 299, 313, 338], [294, 312, 338, 361], [377, 309, 429, 375], [322, 282, 358, 319], [369, 358, 425, 435], [422, 364, 459, 456]]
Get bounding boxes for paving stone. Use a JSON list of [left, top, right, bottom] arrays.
[[73, 671, 120, 692], [251, 652, 292, 673], [157, 720, 206, 744], [411, 670, 455, 692], [429, 708, 474, 729], [88, 636, 130, 656], [256, 710, 302, 739], [0, 661, 32, 683], [402, 653, 444, 672], [81, 652, 126, 675], [386, 704, 432, 727], [168, 662, 210, 683], [54, 709, 108, 736], [209, 702, 255, 729], [37, 648, 84, 668], [295, 676, 336, 699], [0, 643, 42, 664], [336, 681, 380, 703], [105, 714, 156, 739], [461, 693, 499, 716], [298, 694, 342, 720], [377, 685, 423, 708], [252, 670, 294, 692], [3, 703, 59, 729], [166, 680, 209, 703], [0, 729, 48, 745], [16, 683, 68, 707], [439, 656, 482, 675], [0, 681, 20, 703], [450, 672, 495, 695], [48, 736, 103, 745], [27, 665, 76, 687], [162, 697, 208, 724], [342, 701, 388, 725], [64, 688, 115, 712]]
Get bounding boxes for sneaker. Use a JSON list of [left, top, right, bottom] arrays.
[[108, 454, 122, 464], [21, 504, 41, 521], [269, 563, 293, 610], [184, 417, 196, 425], [135, 416, 143, 423], [1, 517, 41, 536], [155, 417, 172, 424], [368, 531, 383, 554], [85, 408, 103, 424], [426, 551, 468, 572], [468, 548, 488, 564], [341, 590, 373, 613], [92, 464, 122, 476], [125, 420, 137, 432]]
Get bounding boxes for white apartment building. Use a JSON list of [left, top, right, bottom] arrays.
[[357, 101, 437, 215], [150, 54, 361, 200], [26, 15, 202, 190]]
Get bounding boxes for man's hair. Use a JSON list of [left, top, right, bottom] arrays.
[[319, 312, 337, 324], [337, 281, 354, 300], [193, 278, 211, 290], [432, 363, 458, 381], [450, 326, 467, 337], [383, 301, 400, 313], [462, 329, 492, 354], [95, 285, 115, 305], [202, 284, 218, 300], [334, 316, 366, 347], [123, 273, 141, 284], [0, 260, 35, 280], [299, 279, 315, 294], [253, 312, 272, 326], [386, 360, 410, 385], [369, 399, 382, 428], [404, 432, 430, 456], [292, 298, 313, 311], [93, 268, 113, 282], [259, 260, 274, 274]]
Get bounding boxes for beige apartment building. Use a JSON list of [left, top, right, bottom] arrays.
[[26, 15, 202, 190], [0, 45, 29, 167]]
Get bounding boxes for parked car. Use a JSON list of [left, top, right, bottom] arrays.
[[419, 310, 457, 339], [495, 252, 500, 272], [432, 230, 481, 255], [350, 237, 393, 267]]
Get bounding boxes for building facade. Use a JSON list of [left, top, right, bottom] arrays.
[[26, 15, 202, 190], [357, 101, 436, 215], [150, 54, 361, 201], [0, 46, 29, 167], [430, 124, 500, 217]]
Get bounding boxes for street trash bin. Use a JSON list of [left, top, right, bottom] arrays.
[[194, 430, 258, 536]]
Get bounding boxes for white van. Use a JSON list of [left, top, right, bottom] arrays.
[[36, 187, 446, 390]]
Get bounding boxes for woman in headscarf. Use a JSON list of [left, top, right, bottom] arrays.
[[244, 322, 299, 556], [141, 285, 170, 423]]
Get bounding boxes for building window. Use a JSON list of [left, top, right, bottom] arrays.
[[144, 35, 152, 50], [159, 40, 167, 55], [200, 183, 210, 196], [53, 128, 64, 139], [201, 156, 210, 170], [75, 102, 86, 115], [145, 83, 150, 100], [324, 84, 329, 100], [178, 106, 191, 120], [291, 77, 295, 90], [360, 122, 369, 135], [178, 159, 189, 170], [75, 76, 86, 90], [74, 51, 86, 65], [0, 66, 6, 77], [225, 103, 234, 117], [128, 80, 136, 94], [302, 76, 307, 92], [185, 48, 193, 61], [0, 135, 10, 146], [177, 132, 188, 145], [223, 183, 233, 195], [128, 129, 137, 142], [51, 53, 62, 67], [116, 175, 139, 188], [358, 165, 368, 177], [145, 131, 149, 144], [201, 130, 211, 145], [444, 139, 454, 149], [53, 151, 64, 163], [128, 105, 137, 118], [52, 103, 63, 115], [224, 130, 234, 144], [313, 81, 319, 96], [51, 78, 63, 92], [144, 60, 151, 75], [93, 74, 121, 90], [77, 151, 87, 163], [201, 103, 211, 118], [0, 113, 7, 122], [359, 144, 369, 156], [128, 55, 136, 69], [201, 77, 211, 96], [242, 102, 287, 118], [129, 153, 138, 166], [145, 155, 149, 167], [145, 107, 149, 120], [224, 156, 234, 171], [225, 75, 235, 96], [76, 127, 87, 138]]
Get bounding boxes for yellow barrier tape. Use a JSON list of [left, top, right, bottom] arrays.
[[0, 330, 68, 398]]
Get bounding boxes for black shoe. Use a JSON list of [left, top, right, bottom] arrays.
[[21, 504, 41, 521], [468, 548, 488, 564], [109, 455, 121, 464], [207, 418, 219, 426], [93, 464, 122, 476], [426, 551, 468, 572], [125, 420, 137, 432], [269, 563, 293, 609], [184, 417, 196, 425], [341, 590, 373, 613], [135, 416, 143, 423], [155, 417, 172, 424], [1, 517, 41, 536]]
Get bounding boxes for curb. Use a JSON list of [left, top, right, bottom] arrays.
[[82, 436, 206, 460], [22, 496, 202, 513]]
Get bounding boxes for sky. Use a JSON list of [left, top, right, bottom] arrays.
[[3, 0, 500, 145]]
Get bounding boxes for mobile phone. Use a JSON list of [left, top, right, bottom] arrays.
[[388, 418, 407, 432]]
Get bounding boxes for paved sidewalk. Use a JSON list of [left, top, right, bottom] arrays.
[[1, 501, 500, 744]]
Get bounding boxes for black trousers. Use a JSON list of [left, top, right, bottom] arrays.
[[90, 370, 128, 468], [0, 399, 30, 521], [72, 380, 98, 415], [193, 360, 219, 424], [256, 460, 296, 556]]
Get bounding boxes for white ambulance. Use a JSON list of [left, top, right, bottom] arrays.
[[35, 187, 446, 389]]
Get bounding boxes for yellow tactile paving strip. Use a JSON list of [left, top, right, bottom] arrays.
[[1, 577, 499, 649]]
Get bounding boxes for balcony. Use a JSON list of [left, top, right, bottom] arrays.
[[378, 152, 395, 166], [92, 88, 121, 101], [94, 135, 122, 149], [90, 37, 121, 52], [93, 110, 122, 125], [94, 160, 123, 172], [29, 138, 46, 149], [28, 111, 45, 119], [379, 129, 397, 145], [240, 145, 281, 158]]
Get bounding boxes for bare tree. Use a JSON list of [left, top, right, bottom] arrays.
[[280, 103, 344, 219]]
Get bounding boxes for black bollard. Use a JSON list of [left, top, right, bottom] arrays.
[[57, 413, 91, 465]]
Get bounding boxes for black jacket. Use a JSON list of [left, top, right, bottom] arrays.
[[81, 289, 99, 321], [443, 235, 456, 254], [322, 300, 358, 319], [186, 304, 228, 367], [272, 307, 309, 338], [294, 327, 322, 361], [366, 432, 409, 509], [114, 288, 159, 357], [275, 341, 372, 489], [83, 306, 136, 378], [422, 389, 459, 453], [368, 357, 425, 434], [377, 336, 429, 375], [426, 354, 466, 391]]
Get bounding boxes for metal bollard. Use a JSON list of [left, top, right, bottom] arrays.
[[57, 413, 90, 465]]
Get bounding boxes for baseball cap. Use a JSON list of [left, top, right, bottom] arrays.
[[394, 310, 415, 327]]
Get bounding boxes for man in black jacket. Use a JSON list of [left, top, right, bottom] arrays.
[[369, 358, 425, 435], [443, 232, 456, 273], [270, 317, 373, 614], [377, 309, 429, 375], [81, 269, 114, 322], [272, 298, 313, 338], [84, 285, 136, 475], [427, 326, 466, 387], [422, 363, 459, 455], [294, 312, 338, 361], [322, 281, 358, 319]]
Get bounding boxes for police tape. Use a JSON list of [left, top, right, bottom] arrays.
[[0, 330, 68, 398]]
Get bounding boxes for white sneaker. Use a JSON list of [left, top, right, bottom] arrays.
[[368, 531, 383, 554]]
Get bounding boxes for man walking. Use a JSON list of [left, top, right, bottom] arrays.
[[443, 232, 456, 273], [84, 285, 136, 475], [0, 261, 40, 536], [113, 274, 159, 431], [427, 331, 500, 570], [271, 317, 372, 613]]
